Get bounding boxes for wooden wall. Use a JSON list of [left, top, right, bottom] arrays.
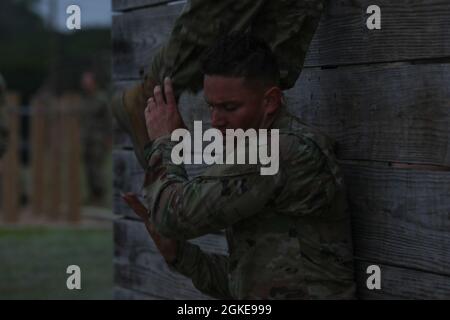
[[112, 0, 450, 299]]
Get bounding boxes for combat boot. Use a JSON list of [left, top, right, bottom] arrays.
[[112, 76, 157, 168]]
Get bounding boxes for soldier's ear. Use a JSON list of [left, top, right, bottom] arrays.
[[263, 86, 282, 115]]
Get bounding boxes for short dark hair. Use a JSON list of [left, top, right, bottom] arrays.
[[200, 33, 280, 88]]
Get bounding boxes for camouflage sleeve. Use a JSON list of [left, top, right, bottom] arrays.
[[143, 135, 285, 240], [168, 240, 232, 299]]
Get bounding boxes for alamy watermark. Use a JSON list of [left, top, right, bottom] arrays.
[[170, 121, 279, 176], [66, 265, 81, 290], [366, 5, 381, 30], [64, 4, 380, 31], [66, 5, 81, 30], [366, 265, 381, 290]]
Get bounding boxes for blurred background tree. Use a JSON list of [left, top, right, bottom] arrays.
[[0, 0, 111, 103], [0, 1, 114, 300]]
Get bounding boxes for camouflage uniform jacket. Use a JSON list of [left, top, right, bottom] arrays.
[[143, 108, 356, 299]]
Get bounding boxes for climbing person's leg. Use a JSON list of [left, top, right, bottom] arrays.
[[250, 0, 326, 90]]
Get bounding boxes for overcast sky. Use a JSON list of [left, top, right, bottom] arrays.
[[33, 0, 111, 32]]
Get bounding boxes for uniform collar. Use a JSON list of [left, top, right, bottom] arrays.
[[270, 104, 292, 130]]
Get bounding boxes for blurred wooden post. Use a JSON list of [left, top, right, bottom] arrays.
[[31, 95, 47, 217], [46, 97, 62, 220], [64, 94, 81, 223], [2, 93, 21, 223]]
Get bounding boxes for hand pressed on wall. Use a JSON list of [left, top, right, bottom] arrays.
[[122, 193, 178, 264]]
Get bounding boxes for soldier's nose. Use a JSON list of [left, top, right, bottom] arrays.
[[211, 109, 226, 129]]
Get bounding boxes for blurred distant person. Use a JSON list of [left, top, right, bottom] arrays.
[[0, 73, 9, 157], [80, 71, 111, 206]]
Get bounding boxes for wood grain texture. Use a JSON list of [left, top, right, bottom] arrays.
[[112, 0, 174, 12], [113, 149, 145, 218], [343, 162, 450, 277], [113, 217, 450, 300], [114, 286, 161, 300], [355, 260, 450, 299], [286, 62, 450, 166], [112, 81, 135, 149], [114, 218, 227, 299], [306, 0, 450, 67], [112, 0, 450, 80], [114, 62, 450, 166], [111, 0, 450, 300], [112, 4, 182, 80]]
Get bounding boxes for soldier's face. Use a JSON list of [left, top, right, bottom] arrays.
[[81, 72, 97, 93], [204, 75, 280, 134]]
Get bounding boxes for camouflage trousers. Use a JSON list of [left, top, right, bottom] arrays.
[[149, 0, 326, 97]]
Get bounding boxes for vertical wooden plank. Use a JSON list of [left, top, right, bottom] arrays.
[[30, 95, 47, 217], [46, 96, 62, 220], [64, 94, 81, 223], [2, 93, 20, 223]]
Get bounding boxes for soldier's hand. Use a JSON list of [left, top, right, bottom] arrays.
[[145, 77, 186, 141], [122, 192, 178, 264], [121, 192, 148, 220]]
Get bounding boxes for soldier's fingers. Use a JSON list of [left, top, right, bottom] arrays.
[[153, 85, 165, 107], [146, 97, 156, 111], [164, 77, 176, 110], [123, 193, 145, 210], [145, 99, 155, 127], [122, 194, 142, 213], [122, 193, 148, 218], [145, 221, 159, 240]]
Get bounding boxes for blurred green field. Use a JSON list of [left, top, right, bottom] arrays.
[[0, 226, 113, 300], [0, 97, 115, 299]]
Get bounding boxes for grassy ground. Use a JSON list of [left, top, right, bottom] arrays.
[[0, 226, 113, 300], [0, 133, 115, 299]]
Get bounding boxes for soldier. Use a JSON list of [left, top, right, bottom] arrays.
[[112, 0, 327, 169], [80, 71, 111, 205], [124, 34, 356, 299], [0, 73, 9, 157]]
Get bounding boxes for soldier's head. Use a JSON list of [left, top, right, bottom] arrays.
[[80, 71, 97, 94], [201, 33, 283, 134]]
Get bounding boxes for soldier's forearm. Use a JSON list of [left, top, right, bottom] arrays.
[[143, 220, 177, 264], [169, 240, 232, 299]]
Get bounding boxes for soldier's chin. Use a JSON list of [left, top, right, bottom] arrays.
[[212, 127, 253, 136], [211, 127, 226, 136]]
